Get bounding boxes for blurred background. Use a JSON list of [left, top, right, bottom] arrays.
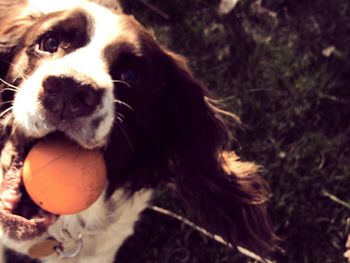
[[115, 0, 350, 262]]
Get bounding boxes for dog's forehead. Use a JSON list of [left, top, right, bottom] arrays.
[[86, 7, 136, 49]]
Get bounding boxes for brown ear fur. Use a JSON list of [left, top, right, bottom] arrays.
[[159, 50, 277, 254], [0, 1, 37, 103], [0, 0, 34, 53]]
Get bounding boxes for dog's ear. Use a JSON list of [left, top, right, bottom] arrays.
[[0, 1, 37, 102], [0, 1, 37, 73], [159, 50, 277, 254]]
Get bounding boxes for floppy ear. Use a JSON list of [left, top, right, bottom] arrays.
[[0, 0, 37, 100], [159, 51, 277, 254], [0, 1, 26, 53]]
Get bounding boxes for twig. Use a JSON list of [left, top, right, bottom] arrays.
[[322, 190, 350, 210], [149, 205, 274, 263], [137, 0, 170, 20], [0, 243, 4, 263]]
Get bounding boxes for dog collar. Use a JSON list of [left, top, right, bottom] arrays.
[[28, 230, 83, 259]]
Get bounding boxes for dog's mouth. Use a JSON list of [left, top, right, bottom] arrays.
[[0, 133, 77, 240], [0, 181, 57, 241]]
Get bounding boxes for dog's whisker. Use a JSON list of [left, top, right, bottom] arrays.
[[1, 59, 29, 81], [111, 80, 132, 89], [1, 88, 19, 93], [115, 112, 125, 121], [2, 59, 28, 88], [0, 77, 20, 90], [115, 122, 134, 152], [114, 100, 134, 111], [0, 100, 14, 107], [0, 106, 13, 119], [116, 116, 123, 123]]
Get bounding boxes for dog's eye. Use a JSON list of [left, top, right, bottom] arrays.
[[120, 69, 139, 85], [39, 35, 60, 53]]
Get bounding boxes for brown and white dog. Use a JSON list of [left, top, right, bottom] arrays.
[[0, 0, 276, 262]]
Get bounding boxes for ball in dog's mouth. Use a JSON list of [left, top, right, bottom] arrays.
[[22, 135, 106, 215]]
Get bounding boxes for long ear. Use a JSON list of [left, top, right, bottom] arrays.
[[0, 0, 36, 106], [159, 51, 277, 254], [0, 0, 36, 101]]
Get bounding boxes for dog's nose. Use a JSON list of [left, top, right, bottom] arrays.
[[42, 76, 103, 120]]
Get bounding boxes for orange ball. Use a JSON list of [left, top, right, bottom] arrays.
[[22, 137, 107, 215]]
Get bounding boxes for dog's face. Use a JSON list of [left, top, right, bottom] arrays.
[[6, 4, 162, 150], [0, 0, 276, 257]]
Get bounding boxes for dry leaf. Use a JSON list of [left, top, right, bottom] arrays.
[[218, 0, 240, 15]]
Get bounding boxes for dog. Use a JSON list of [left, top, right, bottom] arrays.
[[0, 0, 276, 261]]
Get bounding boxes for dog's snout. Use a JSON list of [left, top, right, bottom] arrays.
[[42, 76, 102, 120]]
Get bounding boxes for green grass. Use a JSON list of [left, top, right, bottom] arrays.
[[119, 0, 350, 262]]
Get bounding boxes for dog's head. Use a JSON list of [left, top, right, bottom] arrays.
[[0, 0, 276, 255], [1, 1, 150, 149]]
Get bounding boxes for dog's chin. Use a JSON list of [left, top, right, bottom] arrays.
[[18, 117, 107, 150], [64, 131, 106, 150]]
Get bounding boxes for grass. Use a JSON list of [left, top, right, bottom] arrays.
[[118, 0, 350, 262]]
